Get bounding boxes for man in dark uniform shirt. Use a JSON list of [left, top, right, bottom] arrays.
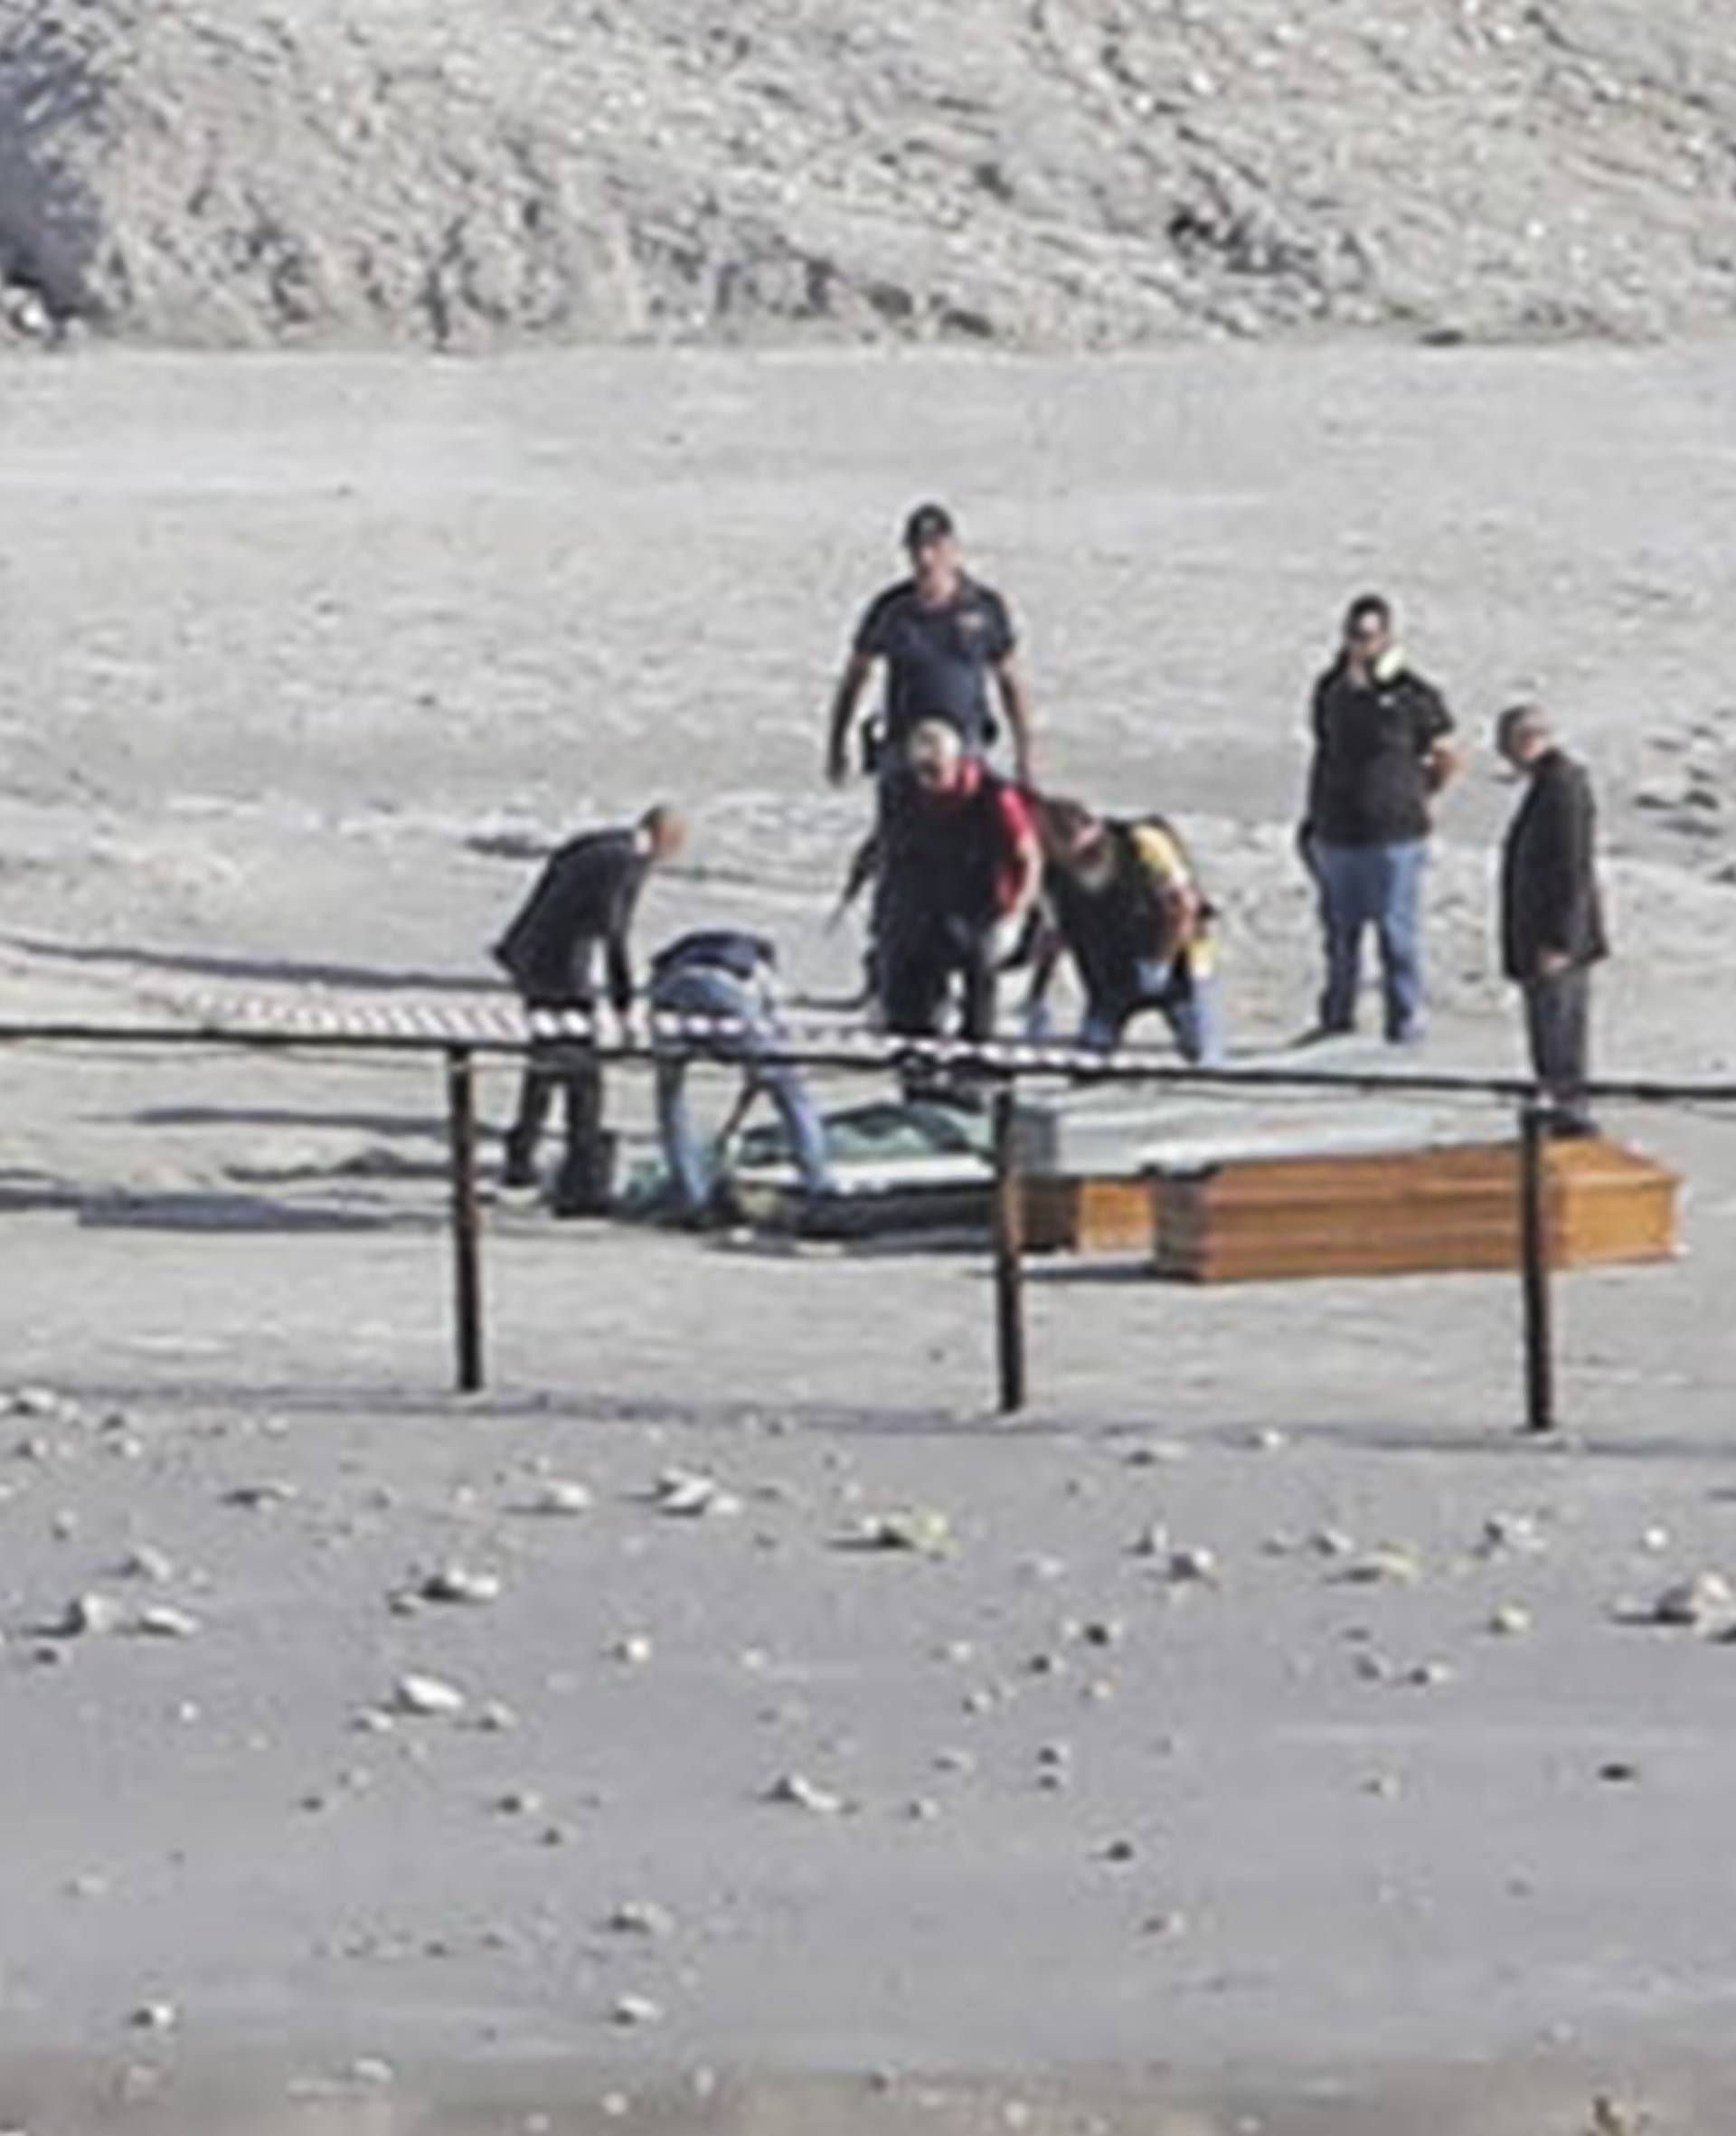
[[1497, 704, 1609, 1136], [825, 502, 1035, 789], [493, 803, 685, 1213], [1302, 593, 1459, 1044]]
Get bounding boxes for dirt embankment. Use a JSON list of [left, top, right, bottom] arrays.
[[2, 0, 1736, 351]]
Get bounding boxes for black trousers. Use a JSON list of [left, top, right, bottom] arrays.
[[1522, 967, 1592, 1124], [505, 997, 607, 1190], [878, 930, 998, 1044]]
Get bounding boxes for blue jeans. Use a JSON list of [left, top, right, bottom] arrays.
[[1080, 961, 1226, 1065], [1311, 839, 1429, 1041], [650, 966, 833, 1213]]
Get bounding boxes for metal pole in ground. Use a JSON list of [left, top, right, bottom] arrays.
[[991, 1081, 1028, 1414], [445, 1045, 486, 1394], [1517, 1095, 1555, 1433]]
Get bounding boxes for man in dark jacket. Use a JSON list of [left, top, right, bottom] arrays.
[[1497, 704, 1609, 1136], [493, 803, 685, 1211], [1302, 594, 1458, 1043]]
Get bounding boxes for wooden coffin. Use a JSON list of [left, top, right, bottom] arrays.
[[1150, 1136, 1680, 1284]]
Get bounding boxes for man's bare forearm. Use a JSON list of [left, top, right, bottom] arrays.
[[826, 655, 873, 780], [997, 658, 1036, 782]]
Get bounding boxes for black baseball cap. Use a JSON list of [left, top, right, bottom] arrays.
[[902, 501, 956, 551]]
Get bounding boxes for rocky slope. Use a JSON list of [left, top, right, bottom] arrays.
[[2, 0, 1736, 349]]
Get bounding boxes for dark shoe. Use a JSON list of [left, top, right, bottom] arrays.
[[1545, 1113, 1599, 1141], [548, 1132, 618, 1217], [500, 1135, 538, 1190]]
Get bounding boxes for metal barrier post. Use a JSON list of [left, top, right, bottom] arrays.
[[991, 1082, 1027, 1414], [1518, 1096, 1555, 1433], [445, 1045, 486, 1394]]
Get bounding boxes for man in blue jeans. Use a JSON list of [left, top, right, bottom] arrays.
[[1301, 594, 1458, 1044], [648, 931, 835, 1226]]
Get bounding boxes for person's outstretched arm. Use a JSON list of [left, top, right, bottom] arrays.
[[994, 652, 1036, 786], [825, 651, 875, 786]]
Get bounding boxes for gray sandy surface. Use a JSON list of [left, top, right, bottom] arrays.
[[3, 345, 1736, 2132]]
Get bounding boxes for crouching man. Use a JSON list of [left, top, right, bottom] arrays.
[[493, 803, 685, 1214], [875, 716, 1043, 1046], [1496, 704, 1609, 1137], [648, 930, 836, 1226], [1028, 799, 1227, 1064]]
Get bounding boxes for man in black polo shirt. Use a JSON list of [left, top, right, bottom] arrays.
[[1302, 593, 1458, 1044], [824, 502, 1035, 789], [493, 803, 685, 1213]]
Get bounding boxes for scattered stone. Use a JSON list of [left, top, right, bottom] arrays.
[[54, 1593, 125, 1638], [1080, 1618, 1125, 1648], [1336, 1545, 1421, 1587], [495, 1791, 543, 1818], [1640, 1526, 1671, 1555], [1019, 1554, 1068, 1583], [934, 1748, 976, 1774], [1479, 1512, 1546, 1557], [120, 1546, 176, 1584], [1250, 1428, 1288, 1452], [136, 1605, 200, 1640], [766, 1772, 844, 1815], [128, 2001, 177, 2032], [905, 1796, 942, 1822], [654, 1469, 741, 1518], [1099, 1838, 1138, 1864], [1408, 1660, 1457, 1688], [609, 1900, 674, 1937], [393, 1673, 466, 1717], [1130, 1523, 1169, 1559], [1166, 1546, 1218, 1583], [529, 1479, 593, 1516], [1143, 1909, 1189, 1939], [844, 1507, 952, 1555], [476, 1700, 519, 1734], [1599, 1761, 1642, 1786], [1364, 1772, 1402, 1800], [1488, 1603, 1533, 1638], [348, 2058, 395, 2088], [1651, 1572, 1733, 1629], [612, 1993, 664, 2027], [5, 1387, 67, 1419], [1312, 1527, 1357, 1559], [613, 1634, 655, 1666], [224, 1481, 298, 1508], [420, 1566, 503, 1606]]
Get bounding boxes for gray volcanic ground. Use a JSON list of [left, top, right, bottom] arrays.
[[2, 345, 1736, 2136], [5, 1, 1736, 350]]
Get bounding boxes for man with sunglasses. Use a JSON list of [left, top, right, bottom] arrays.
[[1301, 594, 1458, 1044]]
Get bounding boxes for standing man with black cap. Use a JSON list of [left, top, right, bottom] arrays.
[[825, 503, 1035, 790]]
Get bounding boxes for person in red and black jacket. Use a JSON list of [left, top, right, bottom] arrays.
[[875, 716, 1042, 1049]]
